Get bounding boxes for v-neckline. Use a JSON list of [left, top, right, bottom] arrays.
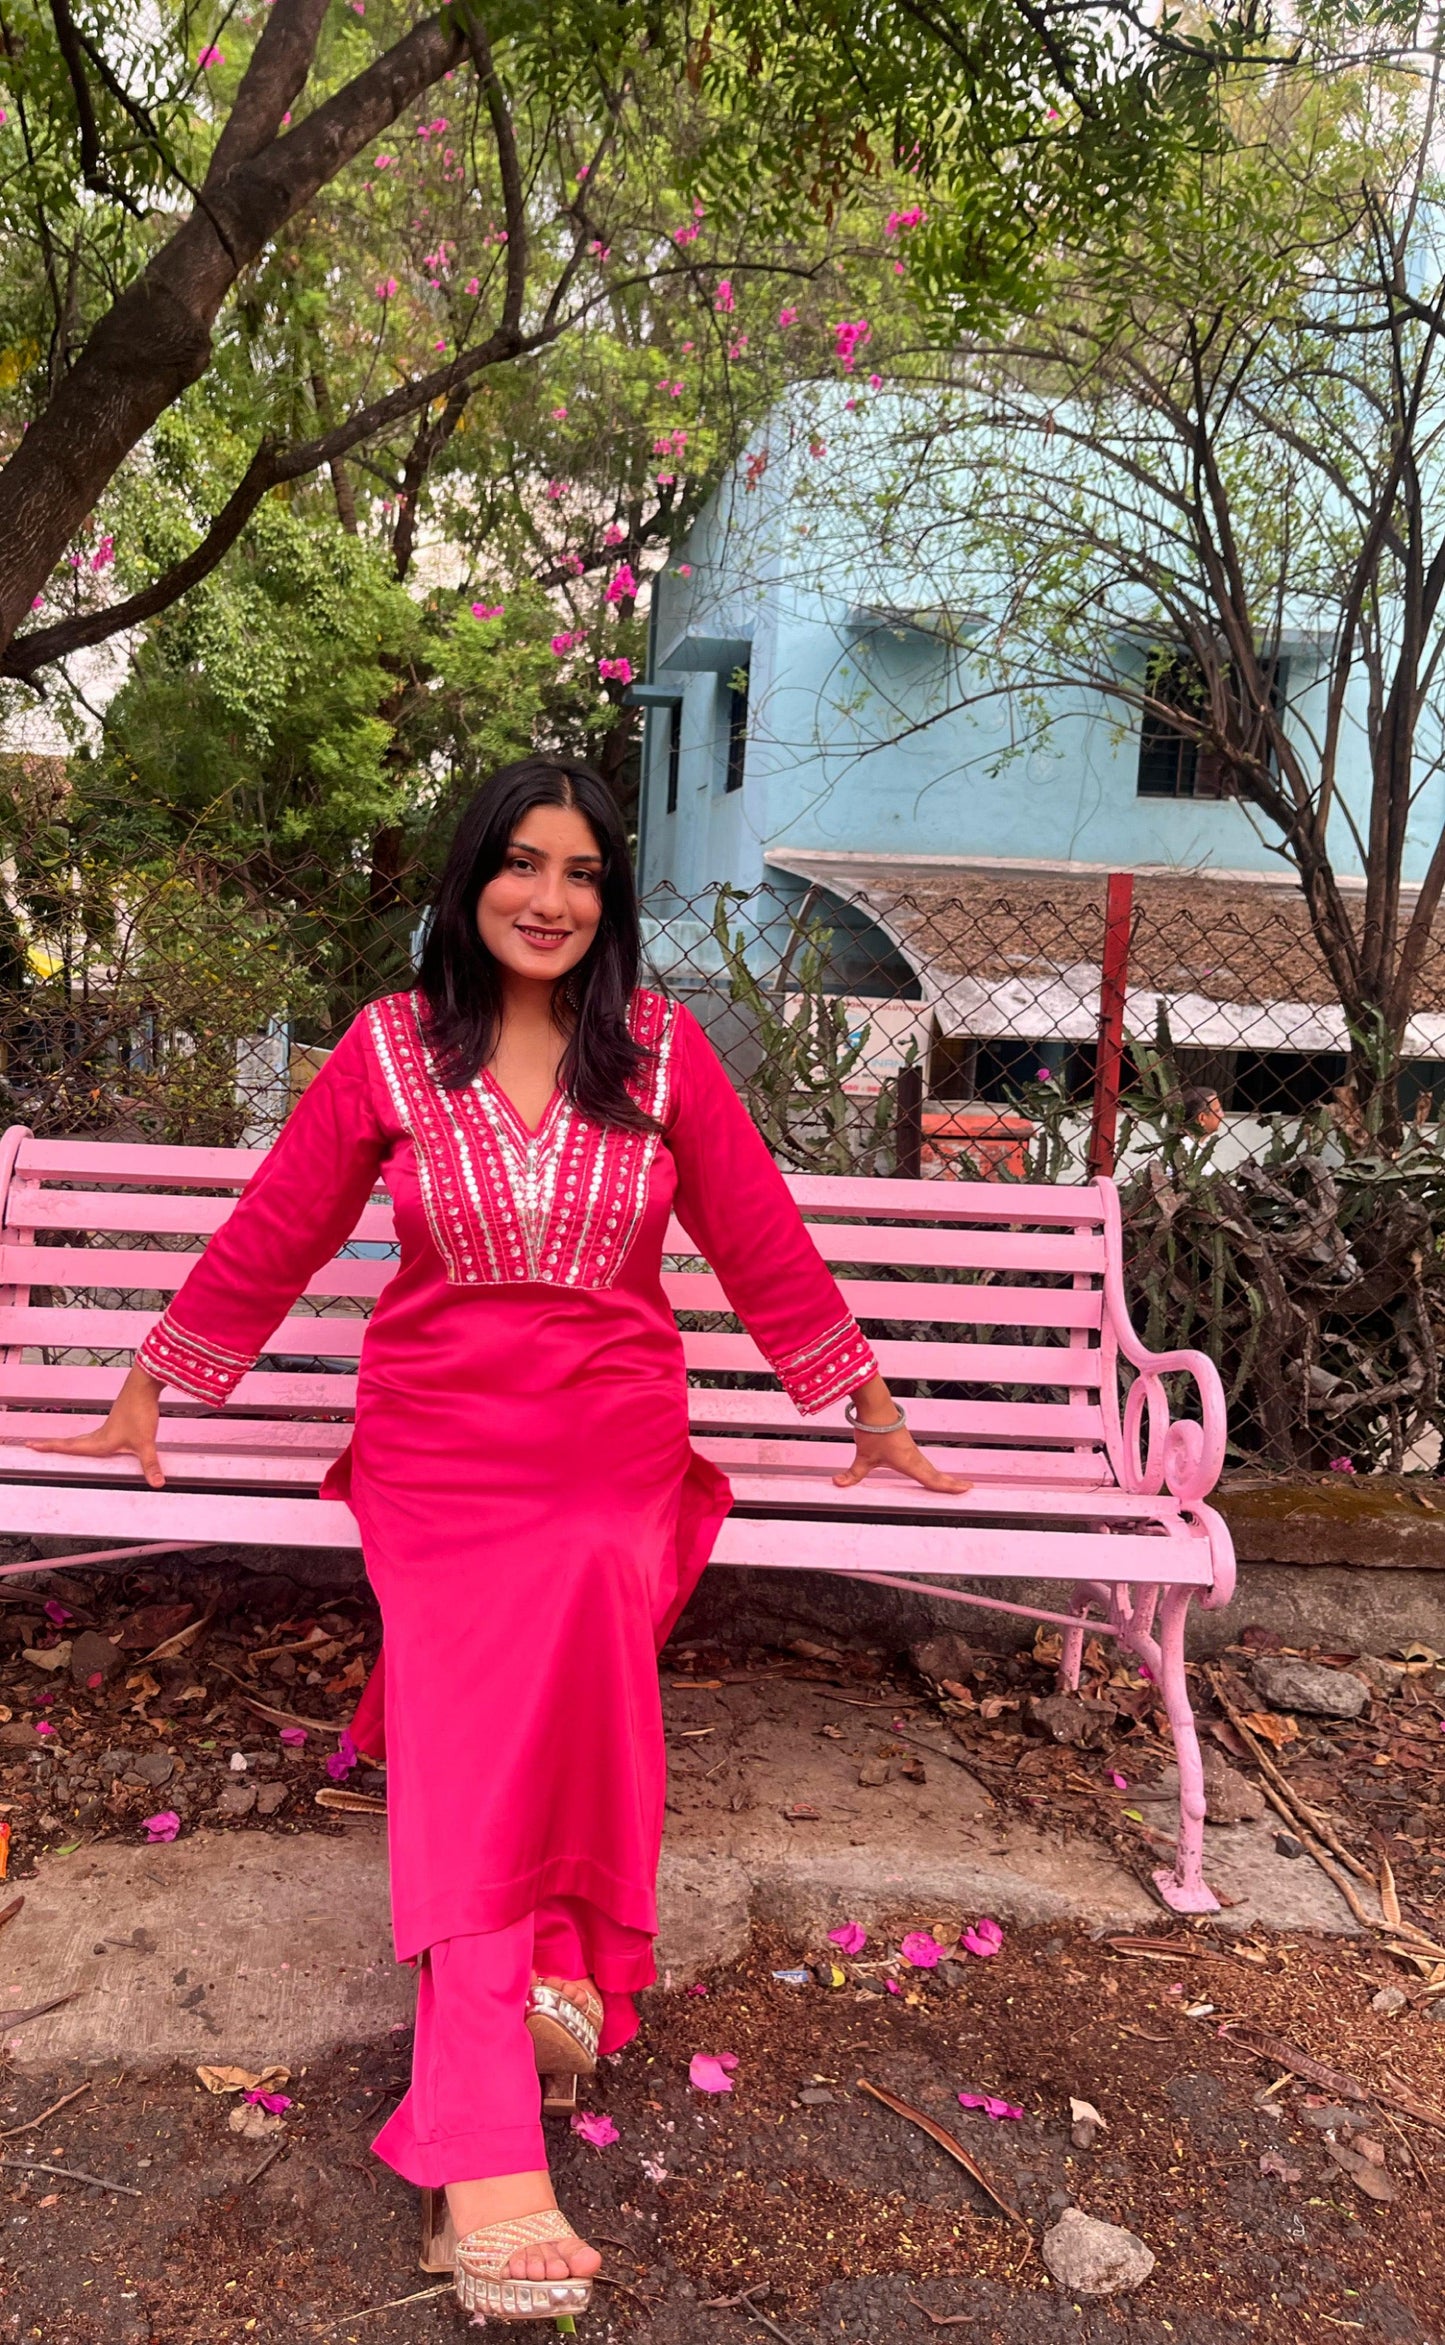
[[480, 1065, 566, 1144]]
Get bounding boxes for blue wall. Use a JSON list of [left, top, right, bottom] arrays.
[[637, 400, 1445, 894]]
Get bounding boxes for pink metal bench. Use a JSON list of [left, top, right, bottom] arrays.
[[0, 1125, 1233, 1912]]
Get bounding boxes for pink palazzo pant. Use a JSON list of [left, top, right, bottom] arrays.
[[371, 1897, 647, 2185]]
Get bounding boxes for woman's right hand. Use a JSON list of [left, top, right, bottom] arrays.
[[27, 1362, 167, 1489]]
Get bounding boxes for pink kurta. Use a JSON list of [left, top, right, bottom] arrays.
[[138, 990, 875, 2001]]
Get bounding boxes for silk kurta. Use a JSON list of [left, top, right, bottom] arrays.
[[138, 989, 876, 1995]]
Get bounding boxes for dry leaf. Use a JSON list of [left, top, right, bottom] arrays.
[[1380, 1853, 1402, 1930], [313, 1786, 386, 1814], [228, 2101, 284, 2140], [1259, 2151, 1302, 2182], [119, 1603, 194, 1652], [195, 2063, 290, 2096], [1325, 2140, 1399, 2202], [1069, 2096, 1105, 2148], [21, 1643, 70, 1673], [1238, 1710, 1300, 1750]]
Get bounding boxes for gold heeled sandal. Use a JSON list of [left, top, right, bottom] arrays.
[[526, 1978, 602, 2117], [453, 2209, 594, 2323]]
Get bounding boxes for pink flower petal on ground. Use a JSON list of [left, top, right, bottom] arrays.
[[960, 1917, 1004, 1959], [900, 1930, 942, 1969], [279, 1727, 308, 1748], [43, 1600, 72, 1625], [326, 1730, 358, 1782], [884, 1978, 901, 1995], [686, 1981, 709, 1996], [958, 2092, 1023, 2121], [1111, 1772, 1129, 1790], [143, 1812, 180, 1843], [34, 1721, 55, 1737], [570, 2110, 619, 2146], [828, 1921, 868, 1957], [689, 2053, 738, 2093], [243, 2090, 292, 2113]]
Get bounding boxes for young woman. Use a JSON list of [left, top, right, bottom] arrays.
[[36, 760, 963, 2324]]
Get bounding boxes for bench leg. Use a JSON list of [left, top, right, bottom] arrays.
[[1145, 1583, 1220, 1916], [1057, 1577, 1110, 1693]]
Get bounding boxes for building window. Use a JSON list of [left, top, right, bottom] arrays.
[[1136, 651, 1287, 800], [724, 670, 749, 793], [665, 705, 681, 814]]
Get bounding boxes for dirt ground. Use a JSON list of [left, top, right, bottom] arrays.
[[3, 1925, 1445, 2345], [4, 1554, 1444, 1934]]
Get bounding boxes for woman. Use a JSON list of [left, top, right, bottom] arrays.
[[37, 760, 962, 2324]]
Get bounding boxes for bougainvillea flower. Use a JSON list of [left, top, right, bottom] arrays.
[[143, 1812, 180, 1843], [714, 279, 735, 313], [604, 563, 638, 603], [570, 2110, 618, 2146], [326, 1730, 359, 1783], [279, 1727, 308, 1748], [1328, 1456, 1356, 1473], [958, 2092, 1023, 2121], [829, 1921, 867, 1956], [900, 1930, 942, 1968], [778, 306, 798, 327], [1111, 1771, 1128, 1790], [960, 1917, 1004, 1959], [197, 45, 223, 68], [471, 602, 504, 620], [375, 276, 398, 300], [43, 1600, 72, 1625], [598, 656, 633, 685], [550, 631, 583, 656], [688, 2053, 738, 2093], [603, 522, 626, 545], [243, 2089, 292, 2113], [886, 207, 925, 235]]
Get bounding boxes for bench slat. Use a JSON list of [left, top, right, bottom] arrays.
[[0, 1363, 1109, 1445], [1, 1304, 1105, 1388], [15, 1138, 265, 1186], [0, 1251, 1103, 1332], [711, 1515, 1209, 1583], [6, 1190, 398, 1240], [0, 1476, 1205, 1582], [0, 1440, 1167, 1519]]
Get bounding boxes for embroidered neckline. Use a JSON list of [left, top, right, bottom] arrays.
[[366, 989, 677, 1290], [478, 1067, 566, 1147]]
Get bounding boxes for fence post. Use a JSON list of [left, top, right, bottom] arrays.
[[894, 1059, 924, 1178], [1087, 872, 1135, 1180]]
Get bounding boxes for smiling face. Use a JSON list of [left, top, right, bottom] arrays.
[[475, 801, 605, 987]]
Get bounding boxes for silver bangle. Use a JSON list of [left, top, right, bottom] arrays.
[[845, 1396, 907, 1437]]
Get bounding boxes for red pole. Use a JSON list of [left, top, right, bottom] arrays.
[[1088, 871, 1135, 1180]]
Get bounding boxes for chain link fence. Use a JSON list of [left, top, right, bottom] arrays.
[[7, 866, 1445, 1477]]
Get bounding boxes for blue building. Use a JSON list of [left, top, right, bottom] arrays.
[[630, 397, 1445, 1112]]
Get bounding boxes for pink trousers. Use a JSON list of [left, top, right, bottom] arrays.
[[371, 1898, 645, 2186]]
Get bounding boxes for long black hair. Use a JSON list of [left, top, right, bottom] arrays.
[[416, 758, 656, 1129]]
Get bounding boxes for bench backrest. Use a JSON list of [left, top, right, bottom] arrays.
[[0, 1127, 1124, 1477]]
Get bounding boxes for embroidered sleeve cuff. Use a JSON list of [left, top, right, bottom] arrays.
[[771, 1316, 879, 1416], [135, 1308, 256, 1407]]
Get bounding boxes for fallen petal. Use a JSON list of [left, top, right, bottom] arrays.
[[960, 1916, 1004, 1959], [570, 2110, 619, 2147], [958, 2091, 1023, 2121], [828, 1920, 868, 1957], [142, 1811, 180, 1843], [900, 1930, 942, 1969], [689, 2053, 738, 2093]]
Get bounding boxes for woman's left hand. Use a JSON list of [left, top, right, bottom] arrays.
[[832, 1378, 971, 1493]]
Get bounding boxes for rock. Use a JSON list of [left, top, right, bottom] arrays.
[[68, 1630, 123, 1687], [1199, 1746, 1265, 1824], [1371, 1986, 1407, 2016], [216, 1782, 257, 1818], [1251, 1658, 1369, 1720], [857, 1757, 892, 1787], [1350, 1655, 1406, 1697], [910, 1633, 974, 1686], [1041, 2208, 1155, 2297], [254, 1781, 289, 1816], [125, 1750, 174, 1788], [1274, 1831, 1305, 1859], [268, 1652, 299, 1683], [1027, 1692, 1118, 1748], [1200, 1746, 1264, 1823], [0, 1720, 41, 1748], [97, 1748, 137, 1778]]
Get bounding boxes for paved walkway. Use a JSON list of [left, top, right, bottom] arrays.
[[1, 1675, 1364, 2072]]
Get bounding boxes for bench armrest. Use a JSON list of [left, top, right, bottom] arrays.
[[1096, 1179, 1227, 1503]]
